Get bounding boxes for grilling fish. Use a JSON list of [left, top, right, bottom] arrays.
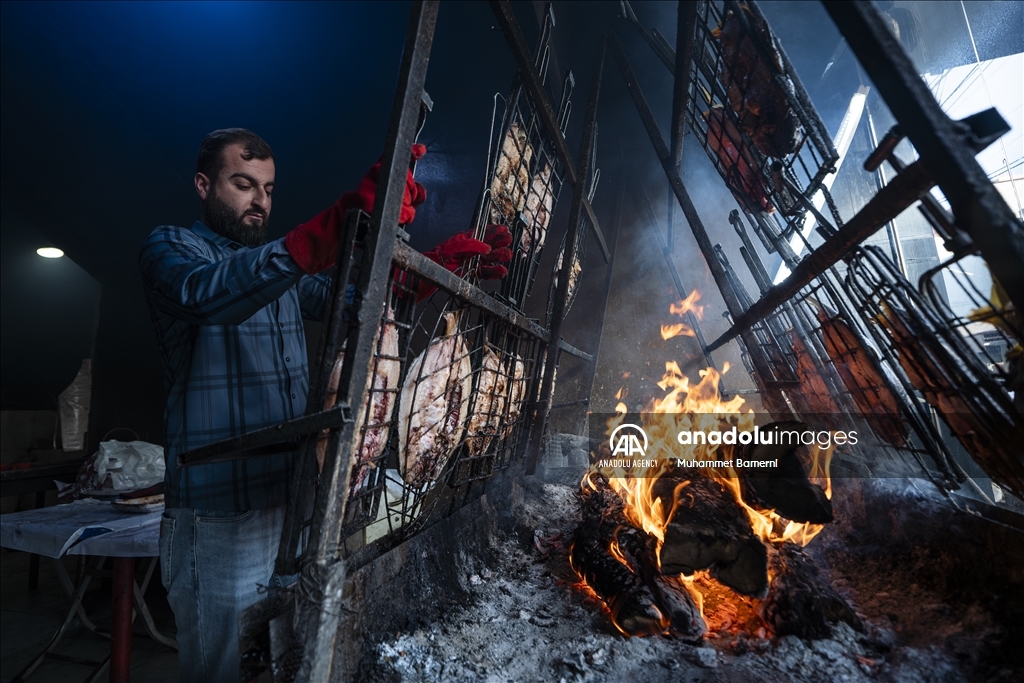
[[398, 312, 473, 486], [714, 3, 802, 159], [788, 331, 842, 421], [877, 301, 1024, 497], [522, 163, 554, 256], [812, 300, 909, 448], [490, 123, 533, 222], [317, 306, 401, 494], [466, 347, 508, 456], [704, 107, 773, 215], [503, 354, 527, 440], [552, 244, 584, 309]]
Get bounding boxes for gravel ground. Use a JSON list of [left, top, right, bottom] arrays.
[[364, 471, 1023, 683]]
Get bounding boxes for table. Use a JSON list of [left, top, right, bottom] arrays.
[[0, 460, 86, 589], [0, 499, 176, 683]]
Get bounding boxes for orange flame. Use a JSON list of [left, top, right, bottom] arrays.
[[670, 290, 705, 319], [576, 296, 836, 639], [609, 529, 632, 570], [660, 323, 695, 339]]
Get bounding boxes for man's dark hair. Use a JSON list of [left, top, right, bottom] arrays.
[[196, 128, 274, 182]]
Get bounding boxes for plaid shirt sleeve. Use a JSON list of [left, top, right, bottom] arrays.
[[140, 222, 330, 511]]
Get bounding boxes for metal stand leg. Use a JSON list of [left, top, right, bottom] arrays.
[[11, 556, 110, 683], [11, 556, 175, 683], [110, 556, 135, 683], [52, 556, 107, 635], [131, 557, 177, 649]]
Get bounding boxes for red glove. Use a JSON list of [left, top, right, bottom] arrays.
[[285, 145, 428, 275], [477, 223, 513, 279], [284, 199, 346, 274], [417, 224, 512, 300], [340, 144, 427, 224]]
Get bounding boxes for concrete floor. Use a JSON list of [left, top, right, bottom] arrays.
[[0, 548, 179, 683]]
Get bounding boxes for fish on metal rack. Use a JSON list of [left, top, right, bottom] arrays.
[[788, 331, 843, 421], [876, 301, 1024, 497], [466, 347, 509, 457], [398, 311, 473, 486], [704, 107, 773, 215], [552, 243, 584, 307], [522, 163, 554, 257], [714, 2, 802, 159], [811, 300, 909, 449], [490, 123, 533, 223], [503, 354, 528, 440], [317, 305, 401, 494]]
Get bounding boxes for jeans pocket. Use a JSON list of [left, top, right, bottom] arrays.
[[159, 514, 175, 589], [194, 509, 256, 523]]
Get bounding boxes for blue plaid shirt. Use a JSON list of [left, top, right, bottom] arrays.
[[139, 221, 331, 511]]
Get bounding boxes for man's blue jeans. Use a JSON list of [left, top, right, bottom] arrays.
[[160, 507, 284, 683]]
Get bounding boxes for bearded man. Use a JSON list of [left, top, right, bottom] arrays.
[[140, 128, 511, 681]]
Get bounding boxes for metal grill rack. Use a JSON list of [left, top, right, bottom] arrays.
[[476, 9, 573, 311], [845, 246, 1024, 497], [546, 127, 600, 324], [683, 0, 840, 245], [328, 268, 547, 555], [172, 3, 609, 678], [615, 0, 1024, 505], [712, 233, 962, 487], [920, 251, 1023, 385]]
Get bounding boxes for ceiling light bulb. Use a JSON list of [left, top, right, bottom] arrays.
[[36, 247, 64, 258]]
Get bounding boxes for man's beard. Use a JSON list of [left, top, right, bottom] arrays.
[[204, 191, 269, 247]]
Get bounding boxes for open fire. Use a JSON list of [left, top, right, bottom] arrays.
[[570, 294, 857, 644]]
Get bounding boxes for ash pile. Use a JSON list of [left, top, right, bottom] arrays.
[[365, 454, 1022, 683]]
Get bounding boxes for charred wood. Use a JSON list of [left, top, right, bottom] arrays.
[[573, 478, 666, 635], [574, 474, 705, 638], [658, 475, 769, 597], [613, 512, 706, 640], [761, 542, 862, 640], [735, 421, 833, 524]]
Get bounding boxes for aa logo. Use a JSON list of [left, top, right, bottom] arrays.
[[609, 423, 648, 457]]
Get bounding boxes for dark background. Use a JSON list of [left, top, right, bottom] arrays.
[[2, 1, 1020, 450]]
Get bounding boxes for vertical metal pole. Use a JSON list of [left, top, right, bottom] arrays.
[[110, 556, 134, 683], [864, 102, 908, 276], [583, 183, 625, 407], [292, 3, 439, 681], [669, 1, 697, 168], [667, 1, 698, 255], [526, 37, 606, 475]]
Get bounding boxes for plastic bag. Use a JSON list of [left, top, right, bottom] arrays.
[[97, 440, 164, 491], [58, 359, 92, 451], [62, 440, 165, 498]]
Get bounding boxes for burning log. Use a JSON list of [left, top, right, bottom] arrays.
[[573, 474, 705, 638], [658, 476, 769, 598], [761, 543, 862, 639], [573, 480, 665, 635], [613, 517, 706, 640], [735, 421, 833, 524]]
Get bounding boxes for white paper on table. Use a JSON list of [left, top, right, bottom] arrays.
[[0, 498, 163, 558], [67, 515, 162, 557]]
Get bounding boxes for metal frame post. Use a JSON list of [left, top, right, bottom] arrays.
[[525, 36, 606, 474], [290, 4, 440, 680]]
